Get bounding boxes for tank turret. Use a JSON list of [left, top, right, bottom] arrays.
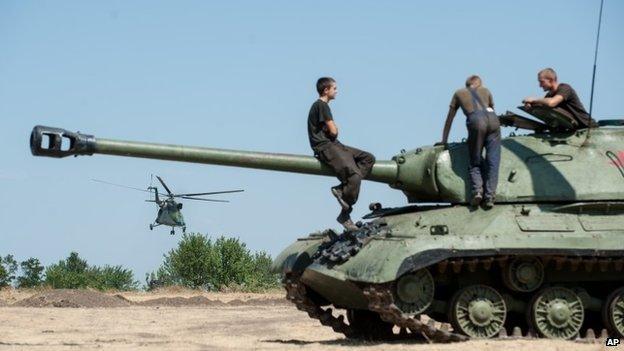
[[30, 123, 624, 204]]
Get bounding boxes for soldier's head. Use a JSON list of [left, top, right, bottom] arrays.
[[465, 75, 482, 89], [538, 68, 558, 91], [317, 77, 337, 100]]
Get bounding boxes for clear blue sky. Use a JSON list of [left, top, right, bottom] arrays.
[[1, 1, 622, 282]]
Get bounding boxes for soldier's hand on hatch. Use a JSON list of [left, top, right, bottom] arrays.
[[522, 97, 535, 108], [434, 142, 448, 149]]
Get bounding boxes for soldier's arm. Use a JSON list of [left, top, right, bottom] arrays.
[[441, 94, 460, 144], [523, 94, 564, 108], [325, 120, 338, 139], [441, 107, 458, 144]]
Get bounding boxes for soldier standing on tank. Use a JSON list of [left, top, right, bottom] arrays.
[[440, 75, 501, 209], [522, 68, 595, 128], [307, 77, 376, 231]]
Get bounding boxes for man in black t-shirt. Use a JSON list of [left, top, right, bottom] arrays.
[[523, 68, 594, 128], [307, 77, 375, 231]]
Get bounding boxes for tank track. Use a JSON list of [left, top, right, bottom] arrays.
[[283, 274, 362, 339], [363, 283, 467, 342], [284, 254, 619, 343], [283, 273, 465, 342]]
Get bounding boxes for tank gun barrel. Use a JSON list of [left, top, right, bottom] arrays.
[[30, 125, 398, 184]]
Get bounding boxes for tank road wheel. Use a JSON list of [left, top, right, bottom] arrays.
[[502, 256, 544, 292], [346, 309, 394, 340], [603, 287, 624, 338], [530, 287, 584, 339], [393, 269, 435, 315], [449, 285, 507, 338]]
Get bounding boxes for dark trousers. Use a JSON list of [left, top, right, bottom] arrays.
[[317, 141, 375, 206], [466, 111, 501, 199]]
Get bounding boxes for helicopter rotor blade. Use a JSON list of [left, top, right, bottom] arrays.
[[179, 196, 230, 203], [174, 189, 244, 197], [156, 176, 174, 196], [92, 179, 151, 193]]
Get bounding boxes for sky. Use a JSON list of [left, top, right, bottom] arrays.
[[1, 0, 623, 283]]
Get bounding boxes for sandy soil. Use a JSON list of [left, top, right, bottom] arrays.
[[0, 289, 611, 351]]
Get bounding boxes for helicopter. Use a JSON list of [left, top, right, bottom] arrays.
[[93, 176, 243, 235]]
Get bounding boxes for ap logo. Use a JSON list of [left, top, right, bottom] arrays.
[[606, 338, 621, 347]]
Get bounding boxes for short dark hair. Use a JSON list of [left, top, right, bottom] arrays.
[[538, 68, 557, 81], [316, 77, 336, 95], [465, 75, 482, 88]]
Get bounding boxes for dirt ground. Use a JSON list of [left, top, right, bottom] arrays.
[[0, 288, 611, 351]]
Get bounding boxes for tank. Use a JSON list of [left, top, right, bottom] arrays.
[[29, 108, 624, 342]]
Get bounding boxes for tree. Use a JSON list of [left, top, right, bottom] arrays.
[[158, 233, 219, 289], [249, 251, 280, 290], [214, 236, 254, 287], [0, 255, 18, 287], [45, 252, 138, 290], [66, 252, 88, 273], [17, 258, 44, 288], [45, 252, 89, 289], [89, 265, 137, 291], [147, 233, 280, 291]]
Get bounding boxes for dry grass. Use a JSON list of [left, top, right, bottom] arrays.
[[0, 288, 607, 351]]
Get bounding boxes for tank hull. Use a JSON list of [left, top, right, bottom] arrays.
[[274, 202, 624, 283], [274, 202, 624, 340]]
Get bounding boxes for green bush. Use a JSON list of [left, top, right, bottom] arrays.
[[249, 251, 280, 290], [0, 255, 18, 287], [45, 252, 138, 291], [44, 252, 89, 289], [17, 258, 45, 288], [148, 233, 280, 292]]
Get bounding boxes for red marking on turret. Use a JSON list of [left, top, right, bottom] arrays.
[[609, 151, 624, 167]]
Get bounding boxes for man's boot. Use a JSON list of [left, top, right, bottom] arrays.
[[337, 209, 358, 231], [470, 192, 483, 207], [331, 185, 350, 211], [483, 195, 495, 209]]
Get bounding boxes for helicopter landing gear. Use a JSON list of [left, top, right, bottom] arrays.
[[170, 228, 176, 235]]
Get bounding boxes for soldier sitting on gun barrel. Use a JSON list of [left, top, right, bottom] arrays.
[[307, 77, 375, 231]]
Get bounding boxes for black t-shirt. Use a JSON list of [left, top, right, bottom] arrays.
[[546, 83, 592, 127], [307, 99, 334, 151]]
